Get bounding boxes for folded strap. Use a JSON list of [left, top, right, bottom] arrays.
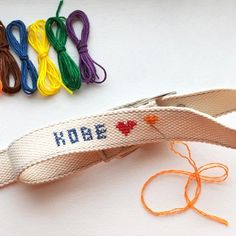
[[1, 89, 236, 188]]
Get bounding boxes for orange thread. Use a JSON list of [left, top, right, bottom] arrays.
[[0, 80, 2, 95], [142, 116, 229, 226], [144, 115, 158, 125]]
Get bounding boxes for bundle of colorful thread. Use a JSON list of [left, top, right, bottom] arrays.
[[0, 0, 106, 97]]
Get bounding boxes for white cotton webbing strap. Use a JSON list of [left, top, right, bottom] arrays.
[[1, 89, 236, 188]]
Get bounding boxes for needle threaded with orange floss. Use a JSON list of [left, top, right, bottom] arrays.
[[142, 115, 229, 226]]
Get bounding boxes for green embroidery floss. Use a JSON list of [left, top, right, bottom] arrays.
[[45, 0, 81, 91]]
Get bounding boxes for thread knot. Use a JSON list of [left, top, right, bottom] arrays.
[[57, 46, 66, 54], [20, 54, 29, 61], [39, 51, 48, 60], [77, 43, 88, 54]]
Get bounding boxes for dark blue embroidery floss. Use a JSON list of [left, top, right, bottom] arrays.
[[68, 129, 79, 144], [81, 127, 93, 141], [53, 123, 107, 147], [95, 124, 107, 139], [6, 20, 38, 94], [54, 131, 66, 146]]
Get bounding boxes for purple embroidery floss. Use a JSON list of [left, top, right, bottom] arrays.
[[66, 10, 107, 84]]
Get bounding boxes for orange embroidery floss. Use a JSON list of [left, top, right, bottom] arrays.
[[0, 80, 2, 95], [144, 115, 158, 125], [142, 115, 229, 226]]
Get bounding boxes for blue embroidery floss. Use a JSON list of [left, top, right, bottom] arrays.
[[95, 124, 107, 139], [81, 127, 93, 141], [53, 124, 107, 147], [68, 129, 79, 144], [54, 131, 66, 146], [6, 20, 38, 95]]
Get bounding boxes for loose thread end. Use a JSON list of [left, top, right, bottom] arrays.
[[216, 218, 229, 226], [60, 81, 74, 95], [142, 114, 229, 226], [56, 0, 64, 17]]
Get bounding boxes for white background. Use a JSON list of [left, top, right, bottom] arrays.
[[0, 0, 236, 235]]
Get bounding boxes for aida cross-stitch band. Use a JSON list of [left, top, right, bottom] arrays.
[[0, 89, 236, 187]]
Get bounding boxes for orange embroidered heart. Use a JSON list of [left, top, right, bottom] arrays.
[[116, 120, 137, 136], [144, 115, 158, 125]]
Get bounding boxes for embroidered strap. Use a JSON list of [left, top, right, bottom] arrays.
[[1, 89, 236, 187]]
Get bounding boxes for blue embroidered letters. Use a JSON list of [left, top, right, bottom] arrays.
[[95, 124, 107, 139], [68, 129, 79, 144], [81, 127, 93, 141], [54, 131, 66, 146], [53, 123, 107, 147]]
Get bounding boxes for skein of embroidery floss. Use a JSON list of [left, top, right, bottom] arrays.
[[0, 21, 21, 94], [45, 0, 81, 91], [66, 10, 107, 84], [6, 20, 38, 95], [28, 20, 72, 96]]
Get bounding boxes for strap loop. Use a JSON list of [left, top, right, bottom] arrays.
[[0, 89, 236, 188]]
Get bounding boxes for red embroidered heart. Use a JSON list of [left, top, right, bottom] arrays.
[[116, 120, 137, 136]]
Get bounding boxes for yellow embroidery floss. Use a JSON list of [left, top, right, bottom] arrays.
[[28, 20, 72, 96]]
